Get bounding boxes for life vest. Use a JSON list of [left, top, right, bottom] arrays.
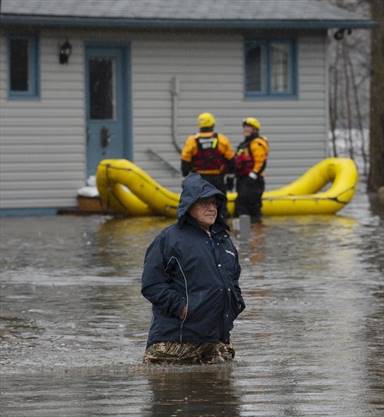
[[235, 143, 254, 177], [235, 137, 269, 177], [191, 134, 226, 173]]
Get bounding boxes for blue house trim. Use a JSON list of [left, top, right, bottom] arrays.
[[244, 38, 298, 99], [124, 46, 133, 161], [0, 208, 58, 217], [84, 41, 133, 165], [0, 15, 376, 30], [7, 33, 40, 100]]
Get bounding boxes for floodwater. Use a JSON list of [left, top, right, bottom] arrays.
[[1, 186, 383, 417]]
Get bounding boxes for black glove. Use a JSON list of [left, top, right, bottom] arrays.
[[225, 175, 235, 191], [181, 160, 192, 177]]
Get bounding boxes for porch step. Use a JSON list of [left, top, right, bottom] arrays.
[[58, 196, 107, 216], [77, 196, 105, 213]]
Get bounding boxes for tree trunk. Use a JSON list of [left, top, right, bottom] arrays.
[[368, 0, 384, 191], [329, 43, 341, 157], [347, 51, 368, 176], [342, 43, 355, 159]]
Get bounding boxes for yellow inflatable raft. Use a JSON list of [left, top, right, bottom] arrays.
[[96, 158, 358, 217]]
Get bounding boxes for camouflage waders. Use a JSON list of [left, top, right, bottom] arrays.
[[143, 341, 235, 365]]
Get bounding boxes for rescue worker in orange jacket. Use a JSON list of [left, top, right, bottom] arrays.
[[235, 117, 269, 223], [181, 112, 236, 198]]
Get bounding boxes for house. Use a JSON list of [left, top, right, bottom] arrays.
[[0, 0, 373, 215]]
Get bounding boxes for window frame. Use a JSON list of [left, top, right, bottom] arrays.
[[244, 38, 298, 99], [7, 34, 40, 100]]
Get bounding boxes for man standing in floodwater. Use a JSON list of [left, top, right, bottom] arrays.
[[235, 117, 269, 223], [141, 173, 245, 364], [180, 112, 236, 218]]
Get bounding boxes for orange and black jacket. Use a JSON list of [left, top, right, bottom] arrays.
[[181, 131, 235, 176], [235, 136, 269, 177]]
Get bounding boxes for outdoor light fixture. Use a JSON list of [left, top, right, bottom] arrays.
[[59, 39, 72, 64], [334, 28, 352, 41]]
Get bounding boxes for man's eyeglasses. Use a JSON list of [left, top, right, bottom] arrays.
[[196, 197, 218, 208]]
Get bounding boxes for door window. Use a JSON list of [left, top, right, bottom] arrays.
[[89, 57, 116, 120]]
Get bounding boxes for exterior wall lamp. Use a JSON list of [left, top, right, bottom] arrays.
[[334, 28, 352, 41], [59, 39, 72, 64]]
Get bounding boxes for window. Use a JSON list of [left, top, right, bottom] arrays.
[[89, 57, 116, 120], [245, 39, 297, 98], [8, 35, 39, 98]]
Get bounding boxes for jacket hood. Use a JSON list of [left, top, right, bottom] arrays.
[[177, 173, 226, 226]]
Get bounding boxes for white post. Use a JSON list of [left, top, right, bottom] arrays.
[[239, 214, 251, 242]]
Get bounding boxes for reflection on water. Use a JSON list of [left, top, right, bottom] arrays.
[[0, 216, 172, 282], [1, 367, 239, 417], [145, 366, 240, 417], [0, 188, 383, 416], [94, 217, 173, 275]]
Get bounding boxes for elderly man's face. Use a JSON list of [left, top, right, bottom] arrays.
[[189, 197, 218, 230]]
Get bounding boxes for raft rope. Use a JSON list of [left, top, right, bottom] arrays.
[[100, 162, 357, 212], [103, 165, 179, 206], [263, 185, 357, 205]]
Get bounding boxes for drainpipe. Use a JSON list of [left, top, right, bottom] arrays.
[[171, 76, 182, 153]]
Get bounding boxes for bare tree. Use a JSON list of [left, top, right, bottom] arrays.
[[347, 51, 369, 176], [329, 43, 341, 157], [342, 42, 355, 159], [325, 0, 371, 176]]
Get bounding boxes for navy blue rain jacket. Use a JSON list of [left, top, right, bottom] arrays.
[[141, 173, 245, 347]]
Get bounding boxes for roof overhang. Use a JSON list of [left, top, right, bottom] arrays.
[[0, 15, 376, 31]]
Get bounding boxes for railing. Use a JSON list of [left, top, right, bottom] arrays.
[[146, 149, 180, 175]]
